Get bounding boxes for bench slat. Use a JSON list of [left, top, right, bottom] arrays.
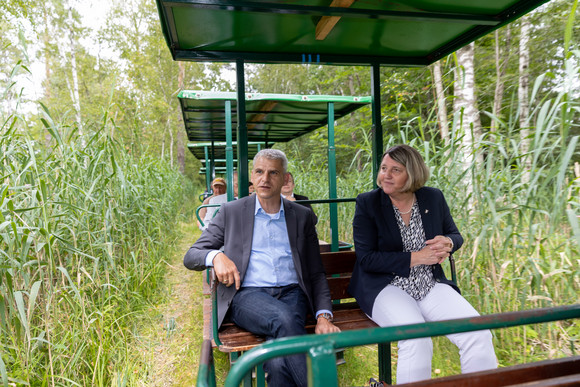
[[320, 251, 356, 275], [206, 250, 378, 354], [398, 355, 580, 387]]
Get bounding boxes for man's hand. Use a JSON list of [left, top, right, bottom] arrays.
[[213, 252, 241, 289], [315, 317, 341, 334]]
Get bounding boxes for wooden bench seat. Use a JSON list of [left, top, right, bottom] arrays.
[[398, 355, 580, 387], [202, 251, 378, 352]]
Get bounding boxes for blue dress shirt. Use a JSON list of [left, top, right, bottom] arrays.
[[242, 195, 299, 287], [205, 195, 332, 319]]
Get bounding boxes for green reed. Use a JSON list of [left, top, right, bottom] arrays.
[[0, 106, 192, 385], [289, 58, 579, 377]]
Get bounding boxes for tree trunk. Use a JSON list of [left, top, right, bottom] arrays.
[[177, 62, 186, 174], [519, 15, 531, 183], [454, 42, 482, 208], [491, 26, 512, 134], [432, 60, 449, 144], [68, 7, 83, 143], [43, 4, 52, 146]]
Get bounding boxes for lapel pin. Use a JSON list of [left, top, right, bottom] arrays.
[[425, 209, 429, 214]]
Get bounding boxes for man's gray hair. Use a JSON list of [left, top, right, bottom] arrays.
[[253, 149, 288, 172]]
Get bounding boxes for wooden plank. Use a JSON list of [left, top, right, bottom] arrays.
[[315, 0, 356, 41], [327, 276, 352, 300], [398, 356, 580, 387], [320, 251, 356, 275], [247, 100, 278, 130]]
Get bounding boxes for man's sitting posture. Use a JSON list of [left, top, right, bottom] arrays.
[[184, 149, 340, 386]]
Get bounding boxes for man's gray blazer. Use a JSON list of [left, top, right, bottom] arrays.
[[184, 195, 332, 328]]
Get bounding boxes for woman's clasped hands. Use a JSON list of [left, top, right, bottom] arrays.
[[411, 235, 453, 267]]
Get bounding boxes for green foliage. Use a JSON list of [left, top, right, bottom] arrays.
[[284, 60, 580, 381], [0, 103, 193, 384]]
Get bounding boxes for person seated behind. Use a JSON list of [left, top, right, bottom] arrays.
[[281, 172, 318, 224], [197, 177, 226, 230], [349, 144, 497, 384], [184, 149, 340, 386], [201, 172, 239, 230]]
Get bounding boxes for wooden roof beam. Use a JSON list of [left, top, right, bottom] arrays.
[[247, 100, 278, 129], [315, 0, 356, 41]]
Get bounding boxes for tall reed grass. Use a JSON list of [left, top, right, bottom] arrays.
[[289, 58, 579, 369], [0, 106, 193, 385]]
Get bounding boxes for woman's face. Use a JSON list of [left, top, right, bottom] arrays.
[[378, 154, 408, 196]]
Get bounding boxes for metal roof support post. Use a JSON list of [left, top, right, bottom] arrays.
[[204, 146, 211, 192], [371, 63, 383, 185], [210, 142, 216, 180], [236, 59, 249, 198], [225, 100, 235, 202], [327, 102, 339, 252]]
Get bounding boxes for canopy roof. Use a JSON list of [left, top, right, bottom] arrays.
[[156, 0, 549, 66], [179, 90, 371, 146], [188, 141, 265, 162]]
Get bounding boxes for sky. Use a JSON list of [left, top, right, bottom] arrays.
[[10, 0, 113, 113]]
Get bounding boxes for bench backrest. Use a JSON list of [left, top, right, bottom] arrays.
[[320, 251, 356, 301]]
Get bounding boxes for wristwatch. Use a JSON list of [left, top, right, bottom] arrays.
[[318, 313, 333, 322]]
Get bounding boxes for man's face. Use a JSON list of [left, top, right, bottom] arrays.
[[251, 157, 288, 201], [212, 183, 226, 195], [281, 175, 295, 196]]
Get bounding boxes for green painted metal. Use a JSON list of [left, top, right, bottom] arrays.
[[377, 342, 391, 385], [371, 64, 383, 186], [178, 90, 371, 145], [156, 0, 550, 66], [236, 60, 250, 198], [197, 340, 217, 387], [308, 343, 339, 386], [224, 304, 580, 387], [256, 364, 265, 387], [204, 146, 211, 191], [327, 103, 339, 252], [225, 100, 235, 202]]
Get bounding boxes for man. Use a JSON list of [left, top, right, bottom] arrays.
[[197, 177, 226, 230], [281, 171, 318, 224], [201, 172, 239, 230], [184, 149, 340, 386]]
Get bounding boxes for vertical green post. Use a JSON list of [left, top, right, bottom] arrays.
[[225, 100, 235, 202], [307, 343, 339, 386], [371, 63, 383, 186], [204, 146, 211, 192], [378, 342, 392, 385], [327, 102, 338, 252], [236, 59, 249, 198]]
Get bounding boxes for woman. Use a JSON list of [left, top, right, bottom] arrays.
[[349, 145, 497, 383]]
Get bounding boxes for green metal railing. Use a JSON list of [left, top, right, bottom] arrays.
[[195, 203, 222, 229], [210, 304, 579, 387], [198, 340, 217, 387]]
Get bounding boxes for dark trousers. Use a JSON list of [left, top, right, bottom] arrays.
[[230, 284, 309, 387]]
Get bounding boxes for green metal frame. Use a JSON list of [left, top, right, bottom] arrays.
[[156, 0, 551, 66], [224, 304, 580, 387]]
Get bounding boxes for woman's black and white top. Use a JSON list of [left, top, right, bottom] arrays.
[[390, 202, 436, 300]]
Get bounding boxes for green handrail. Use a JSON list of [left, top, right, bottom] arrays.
[[224, 304, 580, 387], [197, 340, 217, 387], [195, 203, 223, 228]]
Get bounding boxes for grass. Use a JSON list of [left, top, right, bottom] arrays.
[[0, 106, 195, 385]]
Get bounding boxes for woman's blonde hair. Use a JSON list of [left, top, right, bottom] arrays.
[[377, 145, 430, 192]]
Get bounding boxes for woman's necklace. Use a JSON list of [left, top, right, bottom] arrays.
[[394, 196, 415, 215]]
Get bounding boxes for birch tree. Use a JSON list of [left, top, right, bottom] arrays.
[[432, 60, 449, 144], [518, 15, 531, 183], [454, 42, 483, 169], [491, 26, 512, 134]]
